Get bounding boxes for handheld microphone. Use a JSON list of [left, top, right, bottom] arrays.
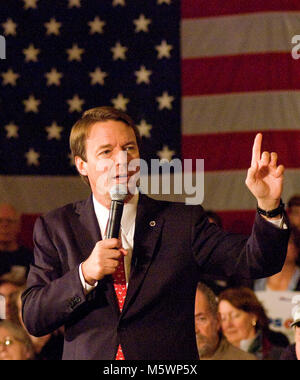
[[106, 184, 128, 239]]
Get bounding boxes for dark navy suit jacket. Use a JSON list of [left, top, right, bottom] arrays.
[[22, 194, 289, 360]]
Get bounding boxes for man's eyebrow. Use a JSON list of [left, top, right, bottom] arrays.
[[123, 140, 137, 146], [94, 141, 137, 152], [194, 312, 205, 317], [96, 144, 113, 150]]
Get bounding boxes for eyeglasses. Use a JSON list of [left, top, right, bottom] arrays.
[[0, 336, 19, 348]]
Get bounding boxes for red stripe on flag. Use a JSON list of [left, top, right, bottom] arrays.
[[182, 53, 300, 96], [181, 0, 300, 19], [182, 130, 300, 171], [217, 210, 256, 235], [20, 214, 39, 250]]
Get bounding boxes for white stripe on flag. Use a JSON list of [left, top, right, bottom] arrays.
[[149, 169, 300, 211], [1, 169, 298, 214], [0, 176, 89, 214], [182, 91, 300, 135], [181, 12, 300, 58]]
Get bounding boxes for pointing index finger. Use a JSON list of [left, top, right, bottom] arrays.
[[251, 133, 262, 167]]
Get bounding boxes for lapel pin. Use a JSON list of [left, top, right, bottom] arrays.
[[149, 220, 156, 227]]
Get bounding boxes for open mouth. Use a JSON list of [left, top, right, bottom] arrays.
[[113, 174, 129, 182]]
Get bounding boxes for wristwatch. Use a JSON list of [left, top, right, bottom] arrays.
[[257, 199, 285, 218]]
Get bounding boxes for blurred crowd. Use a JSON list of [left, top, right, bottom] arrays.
[[0, 196, 299, 360], [0, 203, 64, 360]]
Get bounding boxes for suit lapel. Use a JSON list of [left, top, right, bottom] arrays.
[[122, 194, 164, 315], [75, 194, 120, 313], [74, 194, 101, 258]]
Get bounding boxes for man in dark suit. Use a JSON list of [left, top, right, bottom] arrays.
[[22, 106, 289, 360]]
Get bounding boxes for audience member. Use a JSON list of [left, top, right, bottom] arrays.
[[0, 269, 26, 320], [287, 195, 300, 231], [253, 228, 300, 291], [280, 301, 300, 360], [10, 287, 64, 360], [218, 287, 289, 360], [0, 320, 35, 360], [0, 203, 33, 277], [195, 282, 256, 360]]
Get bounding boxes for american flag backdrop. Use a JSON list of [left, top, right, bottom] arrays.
[[1, 0, 300, 245]]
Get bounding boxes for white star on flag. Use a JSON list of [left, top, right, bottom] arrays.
[[112, 0, 126, 6], [25, 148, 40, 166], [67, 94, 85, 113], [1, 69, 20, 86], [135, 65, 152, 84], [23, 0, 39, 9], [2, 18, 17, 36], [45, 68, 63, 86], [68, 0, 81, 8], [23, 44, 40, 62], [111, 42, 127, 60], [111, 94, 129, 111], [89, 67, 108, 86], [66, 44, 85, 62], [157, 145, 175, 162], [133, 14, 151, 33], [88, 16, 106, 34], [23, 95, 41, 113], [46, 121, 63, 140], [137, 119, 152, 138], [44, 18, 62, 36], [5, 123, 19, 139], [155, 40, 173, 59], [156, 91, 174, 110]]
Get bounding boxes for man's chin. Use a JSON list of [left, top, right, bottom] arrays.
[[197, 343, 216, 358]]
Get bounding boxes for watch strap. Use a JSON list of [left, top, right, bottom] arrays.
[[257, 199, 285, 218]]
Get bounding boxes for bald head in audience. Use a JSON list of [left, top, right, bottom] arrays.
[[0, 204, 20, 252]]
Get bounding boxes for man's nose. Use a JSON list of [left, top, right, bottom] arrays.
[[114, 151, 128, 166]]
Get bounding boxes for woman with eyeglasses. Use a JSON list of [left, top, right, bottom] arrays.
[[0, 320, 34, 360]]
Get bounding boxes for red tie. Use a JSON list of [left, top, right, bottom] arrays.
[[112, 254, 127, 360]]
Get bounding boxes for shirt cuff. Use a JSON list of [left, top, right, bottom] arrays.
[[266, 216, 288, 230], [79, 263, 98, 294]]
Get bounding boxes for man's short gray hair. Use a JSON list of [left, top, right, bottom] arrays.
[[196, 282, 218, 316]]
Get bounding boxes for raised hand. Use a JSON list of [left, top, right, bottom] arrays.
[[245, 133, 284, 212]]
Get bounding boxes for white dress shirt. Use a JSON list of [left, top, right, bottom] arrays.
[[79, 191, 139, 293]]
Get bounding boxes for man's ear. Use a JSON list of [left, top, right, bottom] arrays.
[[75, 156, 88, 176]]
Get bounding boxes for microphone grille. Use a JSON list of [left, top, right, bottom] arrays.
[[109, 184, 128, 201]]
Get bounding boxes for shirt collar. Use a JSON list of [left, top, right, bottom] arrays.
[[92, 190, 139, 237]]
